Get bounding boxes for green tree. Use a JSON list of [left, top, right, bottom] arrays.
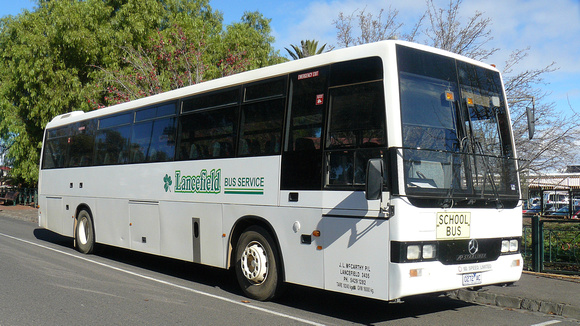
[[94, 26, 252, 106], [0, 0, 280, 186], [94, 10, 282, 106], [285, 40, 328, 60], [219, 11, 284, 71], [0, 0, 118, 185]]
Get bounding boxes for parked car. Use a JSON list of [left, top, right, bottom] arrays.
[[543, 205, 558, 215], [522, 204, 542, 216], [528, 197, 540, 206], [548, 206, 580, 217], [549, 206, 570, 217]]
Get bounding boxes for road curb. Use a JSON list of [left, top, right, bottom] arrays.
[[447, 288, 580, 320]]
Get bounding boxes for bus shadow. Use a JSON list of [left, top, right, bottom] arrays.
[[33, 228, 73, 248], [34, 227, 474, 323], [275, 284, 474, 324], [33, 228, 241, 293]]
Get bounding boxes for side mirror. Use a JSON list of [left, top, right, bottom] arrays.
[[365, 158, 384, 200]]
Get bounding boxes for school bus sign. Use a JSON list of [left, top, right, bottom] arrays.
[[436, 212, 471, 239]]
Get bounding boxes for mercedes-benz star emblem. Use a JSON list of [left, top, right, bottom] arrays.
[[468, 239, 479, 255]]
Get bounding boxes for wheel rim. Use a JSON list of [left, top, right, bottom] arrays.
[[240, 241, 268, 284], [78, 218, 88, 245]]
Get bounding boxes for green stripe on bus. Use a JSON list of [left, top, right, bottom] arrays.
[[224, 188, 264, 195]]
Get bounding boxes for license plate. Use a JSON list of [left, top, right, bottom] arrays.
[[462, 272, 482, 286], [436, 212, 471, 239]]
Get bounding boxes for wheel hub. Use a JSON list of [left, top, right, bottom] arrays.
[[240, 241, 268, 284], [78, 219, 88, 245]]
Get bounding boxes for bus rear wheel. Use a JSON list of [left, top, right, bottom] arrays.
[[75, 209, 95, 254], [234, 226, 282, 301]]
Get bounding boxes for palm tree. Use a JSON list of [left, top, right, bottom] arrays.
[[285, 40, 328, 60]]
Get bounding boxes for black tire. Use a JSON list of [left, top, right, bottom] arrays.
[[75, 209, 95, 254], [234, 226, 282, 301]]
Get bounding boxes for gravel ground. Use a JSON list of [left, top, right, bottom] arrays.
[[0, 205, 38, 224]]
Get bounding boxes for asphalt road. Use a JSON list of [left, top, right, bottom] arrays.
[[0, 216, 577, 326]]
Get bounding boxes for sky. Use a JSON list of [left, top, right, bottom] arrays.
[[1, 0, 579, 119]]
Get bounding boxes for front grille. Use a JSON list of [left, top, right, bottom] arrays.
[[438, 238, 501, 265]]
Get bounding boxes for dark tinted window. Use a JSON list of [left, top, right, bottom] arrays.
[[238, 99, 285, 156], [147, 118, 176, 162], [178, 107, 238, 160], [99, 112, 133, 129], [325, 63, 386, 188], [131, 118, 176, 163], [281, 66, 329, 190], [327, 82, 386, 149], [48, 127, 69, 139], [326, 82, 386, 186], [330, 57, 383, 87], [42, 126, 70, 169], [67, 120, 96, 167], [43, 120, 97, 169], [244, 77, 286, 102], [95, 125, 131, 165], [130, 121, 153, 163], [136, 102, 177, 121], [397, 45, 455, 82], [182, 88, 239, 113]]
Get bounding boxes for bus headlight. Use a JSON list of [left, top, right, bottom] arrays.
[[394, 242, 439, 262], [509, 239, 518, 252], [501, 238, 520, 254], [407, 245, 421, 260], [422, 244, 436, 259], [501, 240, 509, 253]]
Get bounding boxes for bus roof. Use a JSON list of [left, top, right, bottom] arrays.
[[45, 40, 499, 130]]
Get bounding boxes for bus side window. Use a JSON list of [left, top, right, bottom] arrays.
[[238, 98, 284, 157], [178, 106, 237, 160], [325, 81, 386, 186], [68, 120, 96, 168], [42, 127, 69, 169], [147, 117, 176, 162], [131, 121, 153, 163], [281, 66, 328, 190], [95, 113, 132, 166]]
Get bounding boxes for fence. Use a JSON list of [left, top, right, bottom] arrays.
[[2, 187, 578, 274], [522, 216, 580, 275], [0, 187, 37, 206]]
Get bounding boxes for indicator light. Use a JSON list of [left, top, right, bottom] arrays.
[[445, 91, 454, 101], [409, 269, 423, 277]]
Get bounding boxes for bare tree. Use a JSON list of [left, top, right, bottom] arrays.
[[333, 6, 402, 48], [503, 49, 576, 174], [423, 0, 580, 174], [424, 0, 498, 61], [332, 0, 579, 181]]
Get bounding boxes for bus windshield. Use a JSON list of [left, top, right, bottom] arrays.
[[397, 45, 519, 208]]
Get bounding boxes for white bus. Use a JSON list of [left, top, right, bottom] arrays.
[[38, 40, 523, 302]]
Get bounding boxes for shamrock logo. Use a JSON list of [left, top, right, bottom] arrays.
[[163, 174, 172, 192]]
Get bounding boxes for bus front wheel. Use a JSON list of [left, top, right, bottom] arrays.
[[235, 226, 282, 301], [75, 209, 95, 254]]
